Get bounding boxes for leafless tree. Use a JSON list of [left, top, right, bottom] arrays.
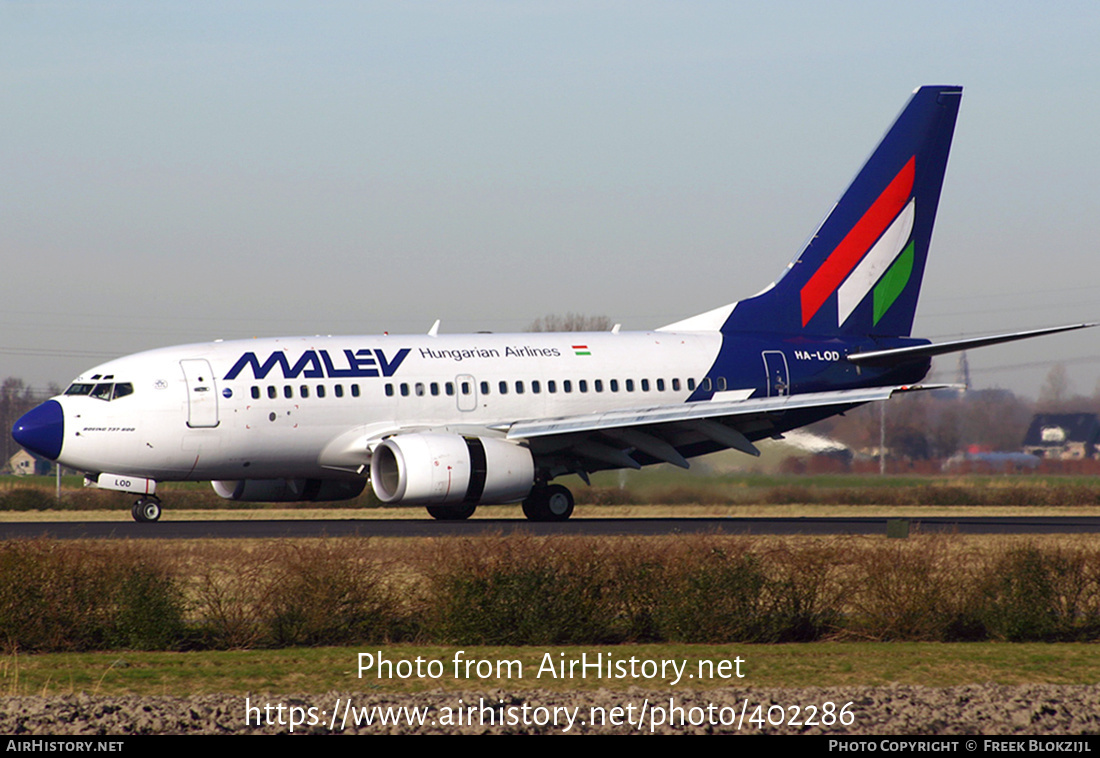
[[525, 313, 614, 332]]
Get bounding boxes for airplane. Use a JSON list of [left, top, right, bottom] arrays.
[[11, 85, 1093, 523]]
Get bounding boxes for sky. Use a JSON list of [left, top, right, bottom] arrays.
[[3, 1, 1099, 398]]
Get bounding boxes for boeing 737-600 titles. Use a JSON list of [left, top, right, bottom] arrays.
[[12, 86, 1092, 522]]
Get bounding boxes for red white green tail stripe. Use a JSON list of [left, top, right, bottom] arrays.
[[800, 157, 916, 328]]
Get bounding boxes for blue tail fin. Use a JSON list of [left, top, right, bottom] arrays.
[[720, 85, 961, 338]]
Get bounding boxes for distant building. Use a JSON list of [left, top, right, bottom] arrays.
[[6, 450, 52, 476], [942, 450, 1040, 472], [1022, 414, 1100, 460]]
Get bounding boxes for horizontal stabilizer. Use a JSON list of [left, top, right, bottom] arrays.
[[847, 323, 1096, 366]]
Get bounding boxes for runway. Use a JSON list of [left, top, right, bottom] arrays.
[[4, 516, 1100, 540]]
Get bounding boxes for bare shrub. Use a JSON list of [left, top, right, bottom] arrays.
[[189, 545, 285, 649], [842, 538, 982, 641], [0, 489, 55, 511], [653, 546, 770, 642], [0, 541, 184, 652], [573, 487, 639, 506], [760, 541, 845, 641], [424, 535, 623, 645], [266, 541, 406, 646], [977, 544, 1100, 641]]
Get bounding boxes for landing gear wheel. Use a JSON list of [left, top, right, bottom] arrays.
[[521, 493, 543, 521], [132, 497, 162, 523], [522, 484, 574, 522], [426, 503, 477, 520], [543, 484, 574, 521]]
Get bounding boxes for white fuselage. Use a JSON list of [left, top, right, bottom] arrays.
[[53, 330, 724, 482]]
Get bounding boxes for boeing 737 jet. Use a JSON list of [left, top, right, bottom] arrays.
[[12, 85, 1092, 522]]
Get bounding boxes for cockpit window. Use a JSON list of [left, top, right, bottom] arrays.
[[65, 381, 135, 401]]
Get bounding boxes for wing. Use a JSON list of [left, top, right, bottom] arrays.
[[500, 384, 953, 476]]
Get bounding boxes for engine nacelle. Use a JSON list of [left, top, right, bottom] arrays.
[[212, 478, 366, 503], [370, 433, 534, 505]]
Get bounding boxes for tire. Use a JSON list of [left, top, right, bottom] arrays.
[[133, 498, 161, 523], [426, 503, 477, 520], [521, 485, 574, 522], [521, 489, 545, 520], [543, 484, 574, 521]]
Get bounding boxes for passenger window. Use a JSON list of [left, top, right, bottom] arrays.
[[351, 385, 360, 397], [673, 378, 681, 391], [626, 379, 635, 392], [610, 379, 619, 392], [268, 386, 277, 399], [717, 377, 727, 391], [579, 380, 588, 393], [516, 381, 524, 394], [687, 378, 696, 391], [548, 380, 557, 393], [701, 378, 712, 391], [317, 385, 326, 398], [251, 386, 260, 400], [400, 383, 409, 397], [460, 382, 469, 395], [481, 381, 490, 395], [384, 384, 393, 397], [446, 382, 455, 396], [300, 385, 310, 399], [563, 380, 572, 393], [656, 378, 665, 392], [499, 381, 508, 395], [641, 379, 650, 392], [415, 382, 425, 397], [532, 380, 540, 394], [284, 386, 293, 399], [594, 379, 603, 392], [336, 384, 345, 398]]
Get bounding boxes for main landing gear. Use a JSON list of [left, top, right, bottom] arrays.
[[522, 484, 574, 522], [131, 496, 162, 523]]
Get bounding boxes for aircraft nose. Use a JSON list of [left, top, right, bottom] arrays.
[[12, 400, 65, 460]]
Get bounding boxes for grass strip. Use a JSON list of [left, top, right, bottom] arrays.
[[4, 643, 1099, 697]]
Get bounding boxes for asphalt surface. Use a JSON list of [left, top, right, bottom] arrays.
[[4, 516, 1100, 539]]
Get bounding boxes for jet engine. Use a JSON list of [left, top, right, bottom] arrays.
[[212, 478, 366, 502], [370, 433, 534, 505]]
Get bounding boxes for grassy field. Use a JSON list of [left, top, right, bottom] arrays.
[[4, 643, 1099, 697], [7, 470, 1100, 518], [5, 471, 1100, 699]]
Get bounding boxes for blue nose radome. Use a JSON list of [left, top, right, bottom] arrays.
[[12, 400, 64, 460]]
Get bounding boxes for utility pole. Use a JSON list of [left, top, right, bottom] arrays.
[[879, 401, 886, 475]]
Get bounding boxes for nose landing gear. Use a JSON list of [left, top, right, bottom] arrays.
[[131, 497, 162, 523]]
